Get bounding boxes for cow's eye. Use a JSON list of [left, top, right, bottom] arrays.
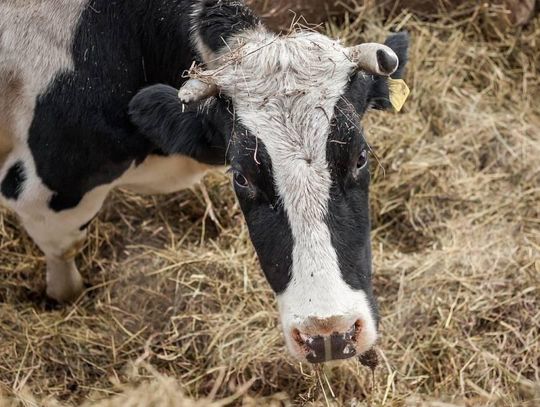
[[233, 172, 249, 189], [354, 148, 368, 176]]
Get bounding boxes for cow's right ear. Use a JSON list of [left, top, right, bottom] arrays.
[[128, 84, 227, 165], [366, 32, 410, 111]]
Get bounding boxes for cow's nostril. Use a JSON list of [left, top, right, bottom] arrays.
[[292, 328, 303, 345], [295, 321, 362, 363], [353, 319, 363, 342], [292, 328, 310, 353]]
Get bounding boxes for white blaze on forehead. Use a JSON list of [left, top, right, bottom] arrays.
[[213, 30, 354, 223], [212, 30, 377, 352]]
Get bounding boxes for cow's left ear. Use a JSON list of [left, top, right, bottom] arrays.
[[367, 31, 409, 111], [128, 84, 228, 165]]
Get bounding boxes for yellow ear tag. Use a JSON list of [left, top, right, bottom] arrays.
[[388, 78, 410, 112]]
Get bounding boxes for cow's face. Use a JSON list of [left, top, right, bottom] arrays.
[[179, 30, 409, 363]]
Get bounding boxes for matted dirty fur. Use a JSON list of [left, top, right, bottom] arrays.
[[0, 5, 539, 407]]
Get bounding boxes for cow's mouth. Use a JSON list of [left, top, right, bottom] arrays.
[[292, 322, 361, 363]]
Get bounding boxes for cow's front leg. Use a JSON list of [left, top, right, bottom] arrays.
[[45, 243, 86, 303], [23, 219, 87, 303], [45, 256, 84, 303], [8, 184, 113, 303]]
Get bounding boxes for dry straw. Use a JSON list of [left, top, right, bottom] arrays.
[[1, 3, 539, 406]]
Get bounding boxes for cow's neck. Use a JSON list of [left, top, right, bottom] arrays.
[[188, 0, 264, 68], [137, 0, 197, 87], [138, 0, 263, 87]]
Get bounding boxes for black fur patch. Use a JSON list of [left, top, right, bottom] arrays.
[[195, 0, 260, 54], [26, 0, 263, 212], [324, 86, 382, 324], [26, 0, 205, 212], [229, 127, 293, 294], [321, 33, 408, 320], [386, 31, 409, 80], [1, 161, 26, 200]]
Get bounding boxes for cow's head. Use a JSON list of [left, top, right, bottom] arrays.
[[129, 4, 408, 363]]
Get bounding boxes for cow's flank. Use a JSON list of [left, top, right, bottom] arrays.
[[0, 126, 13, 170], [0, 73, 23, 170]]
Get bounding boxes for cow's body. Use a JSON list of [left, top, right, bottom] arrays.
[[0, 0, 213, 300], [0, 0, 409, 363]]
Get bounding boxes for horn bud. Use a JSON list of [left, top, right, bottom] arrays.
[[348, 43, 399, 76], [178, 78, 218, 103]]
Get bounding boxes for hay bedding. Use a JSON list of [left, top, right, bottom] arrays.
[[1, 5, 539, 407], [246, 0, 538, 31]]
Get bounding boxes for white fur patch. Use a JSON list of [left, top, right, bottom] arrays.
[[0, 0, 88, 145], [0, 0, 90, 252], [119, 155, 212, 195], [206, 30, 378, 356]]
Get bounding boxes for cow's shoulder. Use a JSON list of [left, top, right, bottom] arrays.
[[23, 1, 152, 211]]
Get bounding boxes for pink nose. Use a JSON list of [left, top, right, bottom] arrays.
[[291, 317, 364, 363]]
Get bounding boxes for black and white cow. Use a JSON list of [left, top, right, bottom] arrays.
[[0, 0, 408, 363]]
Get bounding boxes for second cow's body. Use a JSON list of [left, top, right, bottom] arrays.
[[0, 0, 214, 301]]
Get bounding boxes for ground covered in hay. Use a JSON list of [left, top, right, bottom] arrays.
[[1, 6, 539, 407]]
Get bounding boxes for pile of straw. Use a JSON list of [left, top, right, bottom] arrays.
[[1, 4, 538, 406]]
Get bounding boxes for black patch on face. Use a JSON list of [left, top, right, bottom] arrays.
[[323, 31, 409, 317], [325, 86, 379, 322], [229, 125, 293, 294], [321, 32, 409, 320], [196, 0, 260, 54], [1, 161, 26, 200]]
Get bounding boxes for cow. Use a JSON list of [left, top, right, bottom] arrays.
[[0, 0, 408, 364]]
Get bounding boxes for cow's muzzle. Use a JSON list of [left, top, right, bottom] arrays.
[[292, 319, 364, 363]]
